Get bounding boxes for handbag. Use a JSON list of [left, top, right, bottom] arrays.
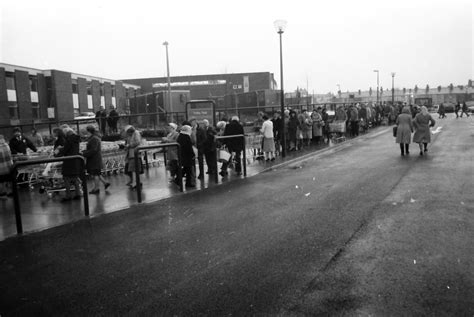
[[392, 126, 398, 137], [218, 147, 231, 163]]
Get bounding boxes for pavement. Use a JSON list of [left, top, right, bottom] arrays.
[[0, 137, 337, 240], [1, 115, 473, 315]]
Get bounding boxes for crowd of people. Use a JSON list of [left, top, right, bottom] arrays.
[[0, 100, 470, 200]]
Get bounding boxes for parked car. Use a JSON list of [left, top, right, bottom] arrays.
[[433, 103, 455, 113], [465, 101, 474, 113], [429, 105, 439, 113], [74, 112, 96, 120]]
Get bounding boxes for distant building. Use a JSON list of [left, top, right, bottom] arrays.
[[0, 63, 141, 125], [122, 72, 277, 107], [332, 84, 474, 105]]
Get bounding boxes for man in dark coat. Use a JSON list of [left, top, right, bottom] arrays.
[[272, 111, 283, 154], [9, 127, 37, 155], [221, 116, 244, 176], [202, 119, 217, 176], [95, 106, 108, 135], [177, 125, 196, 188], [107, 107, 119, 134]]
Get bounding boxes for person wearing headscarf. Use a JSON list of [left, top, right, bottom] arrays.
[[413, 106, 436, 155], [56, 127, 82, 202], [395, 106, 414, 156], [82, 125, 110, 194], [177, 124, 196, 188], [123, 125, 142, 188], [162, 122, 180, 182]]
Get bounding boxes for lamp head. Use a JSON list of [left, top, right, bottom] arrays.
[[274, 20, 287, 33], [163, 41, 169, 46]]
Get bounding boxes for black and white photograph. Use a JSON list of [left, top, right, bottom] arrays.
[[0, 0, 473, 315]]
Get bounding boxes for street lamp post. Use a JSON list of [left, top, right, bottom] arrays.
[[391, 72, 396, 106], [373, 70, 379, 106], [274, 19, 287, 157], [163, 41, 172, 122]]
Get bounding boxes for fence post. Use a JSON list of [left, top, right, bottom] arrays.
[[214, 138, 219, 183], [80, 161, 90, 216], [10, 168, 23, 234], [242, 135, 247, 177], [176, 144, 183, 192], [134, 149, 142, 203]]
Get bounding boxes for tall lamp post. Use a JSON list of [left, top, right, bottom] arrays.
[[373, 70, 379, 106], [163, 41, 172, 122], [391, 72, 396, 106], [274, 19, 287, 157]]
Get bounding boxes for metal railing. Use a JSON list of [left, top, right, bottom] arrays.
[[214, 134, 247, 183], [134, 143, 183, 203], [10, 155, 89, 234]]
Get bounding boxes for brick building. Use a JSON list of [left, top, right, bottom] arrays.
[[122, 72, 277, 107], [0, 63, 141, 125]]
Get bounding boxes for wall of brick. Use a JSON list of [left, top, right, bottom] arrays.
[[15, 70, 32, 123], [104, 81, 112, 109], [0, 68, 9, 125], [115, 81, 125, 112], [123, 72, 274, 100], [91, 80, 100, 112], [51, 70, 73, 121], [77, 77, 89, 113], [37, 73, 48, 119]]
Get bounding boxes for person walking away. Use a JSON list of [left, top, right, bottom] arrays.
[[162, 123, 180, 182], [260, 114, 275, 161], [9, 127, 37, 155], [82, 125, 110, 194], [413, 106, 436, 156], [454, 102, 460, 118], [55, 128, 82, 202], [460, 102, 470, 117], [221, 116, 244, 176], [177, 125, 196, 188], [287, 111, 299, 151], [438, 103, 446, 119], [95, 106, 108, 135], [107, 107, 119, 134], [0, 135, 13, 199], [28, 128, 44, 148], [395, 106, 414, 156], [123, 125, 142, 189], [311, 107, 323, 145], [202, 119, 217, 175]]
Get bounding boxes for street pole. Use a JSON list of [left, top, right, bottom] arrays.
[[163, 41, 172, 122], [373, 70, 379, 107], [274, 19, 287, 157], [391, 72, 396, 106]]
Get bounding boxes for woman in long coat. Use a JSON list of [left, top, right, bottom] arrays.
[[311, 108, 323, 144], [395, 106, 414, 156], [413, 106, 436, 155], [56, 128, 82, 201], [82, 125, 110, 194], [287, 111, 299, 151]]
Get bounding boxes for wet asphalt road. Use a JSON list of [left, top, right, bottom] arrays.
[[0, 115, 473, 315]]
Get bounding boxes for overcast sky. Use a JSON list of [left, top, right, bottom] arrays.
[[1, 0, 473, 94]]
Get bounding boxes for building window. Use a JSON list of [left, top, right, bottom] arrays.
[[29, 76, 38, 92], [111, 85, 115, 97], [6, 72, 15, 90], [32, 102, 40, 119], [86, 82, 92, 95], [72, 79, 78, 94], [9, 102, 18, 119], [100, 83, 104, 96]]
